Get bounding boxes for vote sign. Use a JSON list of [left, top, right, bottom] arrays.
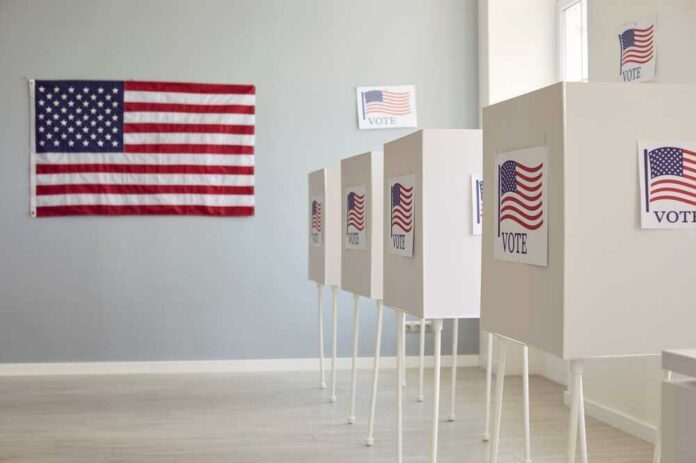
[[638, 141, 696, 229], [344, 185, 367, 250], [388, 174, 415, 257], [494, 146, 548, 266], [310, 194, 323, 247]]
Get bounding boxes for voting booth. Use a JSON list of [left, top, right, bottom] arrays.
[[308, 167, 341, 398], [383, 129, 482, 463], [661, 350, 696, 463], [341, 151, 383, 299], [383, 129, 482, 320], [339, 151, 385, 429], [481, 82, 696, 463]]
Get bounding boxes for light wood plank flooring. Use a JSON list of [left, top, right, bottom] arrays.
[[0, 367, 653, 462]]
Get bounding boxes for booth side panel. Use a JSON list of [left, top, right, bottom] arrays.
[[341, 153, 371, 297], [481, 83, 565, 358], [370, 151, 385, 300], [308, 170, 327, 283], [563, 83, 696, 359], [421, 130, 482, 319], [383, 132, 424, 318], [324, 166, 342, 287]]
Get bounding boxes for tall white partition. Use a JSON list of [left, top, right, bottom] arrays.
[[481, 82, 696, 463], [481, 82, 696, 360], [341, 151, 383, 299], [383, 129, 482, 463], [383, 129, 482, 320], [308, 167, 341, 287], [308, 167, 341, 399]]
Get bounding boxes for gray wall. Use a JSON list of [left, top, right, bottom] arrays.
[[0, 0, 479, 362]]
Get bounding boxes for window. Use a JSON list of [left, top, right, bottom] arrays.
[[557, 0, 588, 81]]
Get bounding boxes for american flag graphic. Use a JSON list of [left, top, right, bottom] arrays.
[[362, 90, 411, 116], [476, 179, 483, 225], [391, 183, 413, 234], [311, 200, 322, 232], [498, 160, 543, 233], [346, 192, 365, 232], [619, 24, 654, 72], [30, 80, 255, 217], [644, 146, 696, 210]]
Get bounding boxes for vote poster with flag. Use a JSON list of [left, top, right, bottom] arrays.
[[494, 146, 548, 266], [310, 195, 323, 247], [618, 16, 656, 83], [344, 185, 367, 250], [471, 174, 483, 235], [638, 141, 696, 229], [389, 174, 414, 257], [356, 85, 417, 130], [29, 79, 255, 217]]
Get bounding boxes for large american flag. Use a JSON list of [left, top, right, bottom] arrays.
[[346, 191, 365, 232], [362, 90, 411, 116], [619, 25, 654, 72], [645, 146, 696, 210], [30, 80, 255, 217], [498, 160, 543, 233], [390, 183, 413, 234]]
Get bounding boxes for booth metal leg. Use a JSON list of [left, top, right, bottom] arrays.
[[568, 360, 588, 463], [489, 336, 507, 463], [365, 300, 383, 446], [429, 319, 444, 463], [483, 332, 494, 442], [418, 318, 426, 402], [330, 285, 338, 403], [402, 318, 407, 388], [523, 344, 532, 463], [448, 319, 459, 422], [652, 370, 672, 463], [396, 310, 405, 463], [317, 283, 326, 389], [348, 294, 360, 424]]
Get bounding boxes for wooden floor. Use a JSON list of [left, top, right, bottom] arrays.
[[0, 366, 653, 462]]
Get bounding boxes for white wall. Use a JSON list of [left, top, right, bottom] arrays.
[[0, 0, 480, 363], [588, 0, 696, 83]]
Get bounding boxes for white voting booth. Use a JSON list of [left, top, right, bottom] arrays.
[[339, 151, 386, 441], [383, 129, 482, 463], [308, 167, 341, 402], [481, 82, 696, 463]]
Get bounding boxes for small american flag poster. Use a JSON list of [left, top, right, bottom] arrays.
[[389, 174, 414, 257], [29, 79, 255, 218], [356, 85, 417, 130], [638, 142, 696, 229], [470, 175, 483, 236], [618, 16, 656, 83], [310, 195, 323, 247], [344, 185, 367, 250], [494, 146, 548, 266]]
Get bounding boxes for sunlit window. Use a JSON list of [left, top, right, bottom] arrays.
[[558, 0, 588, 81]]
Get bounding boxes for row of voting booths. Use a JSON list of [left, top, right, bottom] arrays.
[[308, 82, 696, 463]]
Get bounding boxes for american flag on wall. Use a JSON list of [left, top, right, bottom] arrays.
[[619, 24, 654, 72], [29, 80, 255, 217], [644, 146, 696, 210], [362, 90, 411, 116], [498, 160, 543, 234]]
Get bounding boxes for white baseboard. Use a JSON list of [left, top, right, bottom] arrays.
[[0, 354, 478, 376], [562, 390, 657, 444]]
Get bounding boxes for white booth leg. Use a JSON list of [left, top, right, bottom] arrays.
[[429, 319, 444, 463], [483, 332, 494, 442], [365, 299, 383, 447], [523, 344, 532, 463], [402, 318, 407, 388], [317, 283, 326, 389], [330, 285, 338, 403], [418, 318, 426, 402], [652, 370, 672, 463], [568, 360, 588, 463], [397, 310, 405, 463], [489, 336, 507, 463], [448, 319, 459, 422], [348, 294, 360, 424]]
